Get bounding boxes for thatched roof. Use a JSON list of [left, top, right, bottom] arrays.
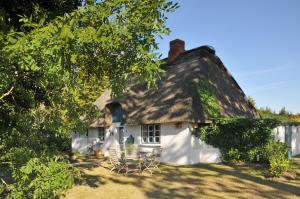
[[92, 46, 258, 126]]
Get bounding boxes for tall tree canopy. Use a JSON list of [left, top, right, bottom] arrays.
[[0, 0, 178, 151], [0, 1, 178, 197], [0, 0, 82, 31]]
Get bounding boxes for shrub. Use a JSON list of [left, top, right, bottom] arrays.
[[195, 118, 279, 162], [125, 144, 136, 155], [225, 148, 241, 162], [265, 141, 290, 177], [269, 158, 290, 177], [2, 147, 36, 169], [0, 183, 5, 196], [194, 118, 290, 177], [246, 146, 268, 163], [8, 156, 81, 199]]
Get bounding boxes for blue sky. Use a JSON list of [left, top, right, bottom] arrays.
[[158, 0, 300, 113]]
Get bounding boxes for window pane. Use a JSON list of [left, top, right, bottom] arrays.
[[149, 137, 154, 143], [155, 125, 160, 131], [149, 131, 154, 136], [142, 131, 147, 137], [142, 137, 147, 143], [143, 125, 148, 132], [155, 137, 160, 143], [155, 130, 160, 136], [141, 124, 161, 144], [148, 125, 154, 131]]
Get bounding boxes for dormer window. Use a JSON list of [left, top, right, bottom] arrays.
[[112, 103, 122, 123]]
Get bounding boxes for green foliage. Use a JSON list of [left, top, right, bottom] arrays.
[[247, 96, 256, 108], [195, 118, 279, 161], [246, 146, 268, 163], [258, 107, 300, 125], [225, 148, 241, 162], [0, 1, 178, 151], [0, 1, 178, 197], [195, 118, 291, 177], [0, 0, 82, 31], [125, 143, 136, 155], [197, 80, 221, 118], [265, 141, 290, 177], [8, 156, 81, 199], [0, 183, 5, 196], [2, 147, 36, 168]]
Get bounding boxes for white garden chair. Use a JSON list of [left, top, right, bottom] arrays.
[[109, 148, 128, 174]]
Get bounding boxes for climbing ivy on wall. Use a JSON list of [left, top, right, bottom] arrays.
[[197, 80, 221, 119]]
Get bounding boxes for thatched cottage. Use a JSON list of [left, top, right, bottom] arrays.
[[72, 39, 258, 165]]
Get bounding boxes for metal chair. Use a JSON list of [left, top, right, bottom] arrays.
[[142, 147, 162, 175], [109, 148, 128, 174]]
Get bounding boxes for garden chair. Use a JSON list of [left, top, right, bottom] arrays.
[[109, 148, 128, 174], [142, 147, 162, 175]]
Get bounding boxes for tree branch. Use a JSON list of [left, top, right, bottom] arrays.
[[0, 86, 14, 101], [0, 178, 8, 187]]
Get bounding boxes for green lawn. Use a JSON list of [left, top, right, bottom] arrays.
[[64, 156, 300, 199]]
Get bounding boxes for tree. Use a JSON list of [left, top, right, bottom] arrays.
[[279, 107, 290, 115], [0, 0, 178, 151], [0, 0, 178, 197], [0, 0, 82, 31]]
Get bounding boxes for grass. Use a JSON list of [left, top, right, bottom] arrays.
[[64, 156, 300, 199]]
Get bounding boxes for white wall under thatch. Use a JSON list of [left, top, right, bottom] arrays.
[[71, 122, 221, 165], [273, 126, 300, 156]]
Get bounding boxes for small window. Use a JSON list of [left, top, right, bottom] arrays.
[[141, 124, 161, 144], [112, 104, 122, 123], [98, 127, 105, 141]]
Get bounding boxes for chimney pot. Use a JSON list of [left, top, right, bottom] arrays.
[[168, 39, 185, 63]]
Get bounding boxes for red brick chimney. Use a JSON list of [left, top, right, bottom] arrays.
[[168, 39, 185, 63]]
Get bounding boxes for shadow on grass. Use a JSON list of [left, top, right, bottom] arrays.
[[195, 163, 300, 196], [80, 174, 106, 188], [73, 156, 300, 198]]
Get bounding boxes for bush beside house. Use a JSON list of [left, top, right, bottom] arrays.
[[194, 118, 291, 177]]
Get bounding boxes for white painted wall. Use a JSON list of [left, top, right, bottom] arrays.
[[273, 126, 300, 156], [127, 122, 221, 165], [273, 126, 285, 143], [72, 122, 221, 165], [72, 124, 300, 164], [72, 127, 119, 155]]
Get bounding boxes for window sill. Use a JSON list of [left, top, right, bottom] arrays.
[[139, 143, 161, 147]]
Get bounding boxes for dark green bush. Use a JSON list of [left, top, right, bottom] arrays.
[[8, 156, 81, 199], [225, 148, 241, 162], [195, 118, 279, 162], [246, 146, 268, 163], [0, 183, 5, 196], [1, 147, 81, 199], [194, 118, 291, 177], [2, 147, 36, 168]]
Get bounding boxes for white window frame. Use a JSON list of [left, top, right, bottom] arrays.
[[98, 127, 105, 142], [141, 124, 161, 144]]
